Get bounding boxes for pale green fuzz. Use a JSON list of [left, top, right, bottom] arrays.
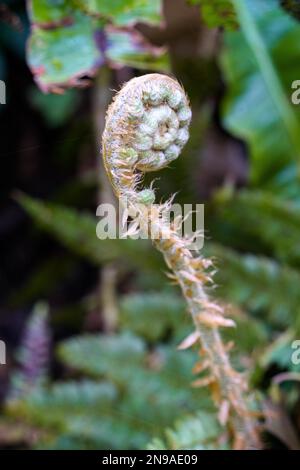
[[136, 188, 155, 205], [178, 106, 192, 125], [119, 148, 139, 165], [165, 144, 180, 161], [142, 113, 162, 134], [148, 105, 173, 124], [153, 132, 173, 150], [176, 128, 189, 147], [143, 85, 165, 106], [167, 89, 184, 109], [137, 150, 165, 170], [139, 122, 156, 136], [134, 134, 152, 151], [128, 101, 145, 120]]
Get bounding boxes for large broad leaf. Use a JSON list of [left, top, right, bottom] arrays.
[[26, 2, 167, 92], [28, 0, 163, 26], [28, 0, 73, 25], [105, 26, 169, 71], [221, 0, 300, 194], [82, 0, 163, 26], [189, 0, 238, 30], [27, 13, 103, 92]]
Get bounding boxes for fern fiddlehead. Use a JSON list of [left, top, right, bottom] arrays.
[[102, 73, 260, 449], [103, 74, 191, 205]]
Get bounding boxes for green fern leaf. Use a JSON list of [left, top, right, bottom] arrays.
[[148, 411, 223, 450]]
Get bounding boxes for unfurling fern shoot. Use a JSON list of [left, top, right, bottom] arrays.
[[102, 73, 260, 449]]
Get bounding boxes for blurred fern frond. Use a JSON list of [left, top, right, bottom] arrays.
[[57, 332, 147, 380], [7, 331, 214, 449], [206, 243, 300, 329], [120, 292, 188, 343], [212, 190, 300, 266], [8, 303, 51, 401], [148, 411, 223, 450], [17, 193, 161, 272]]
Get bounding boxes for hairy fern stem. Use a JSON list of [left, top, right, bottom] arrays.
[[102, 73, 261, 449]]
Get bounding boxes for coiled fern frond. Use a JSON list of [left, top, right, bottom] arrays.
[[102, 73, 261, 449]]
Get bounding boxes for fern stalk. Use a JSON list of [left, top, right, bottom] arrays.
[[102, 73, 260, 449]]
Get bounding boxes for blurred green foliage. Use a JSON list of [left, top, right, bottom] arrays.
[[147, 411, 223, 450], [26, 0, 168, 92], [222, 0, 300, 194], [7, 314, 215, 449], [2, 0, 300, 451], [190, 0, 238, 30]]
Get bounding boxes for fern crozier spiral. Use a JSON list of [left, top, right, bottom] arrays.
[[102, 74, 191, 204], [102, 74, 261, 449]]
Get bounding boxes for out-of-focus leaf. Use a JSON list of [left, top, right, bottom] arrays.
[[7, 380, 118, 428], [105, 26, 169, 71], [261, 330, 300, 372], [57, 333, 211, 398], [27, 13, 102, 92], [212, 189, 300, 266], [28, 0, 163, 27], [221, 0, 300, 193], [58, 333, 213, 426], [190, 0, 238, 30], [223, 309, 269, 355], [28, 0, 73, 25], [26, 2, 167, 91], [57, 333, 146, 380], [120, 292, 188, 343], [148, 411, 223, 450], [7, 378, 148, 450], [17, 193, 162, 272], [11, 332, 213, 449], [82, 0, 163, 26], [206, 243, 300, 329]]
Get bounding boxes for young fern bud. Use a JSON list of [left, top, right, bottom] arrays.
[[102, 74, 191, 204], [102, 74, 261, 449]]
